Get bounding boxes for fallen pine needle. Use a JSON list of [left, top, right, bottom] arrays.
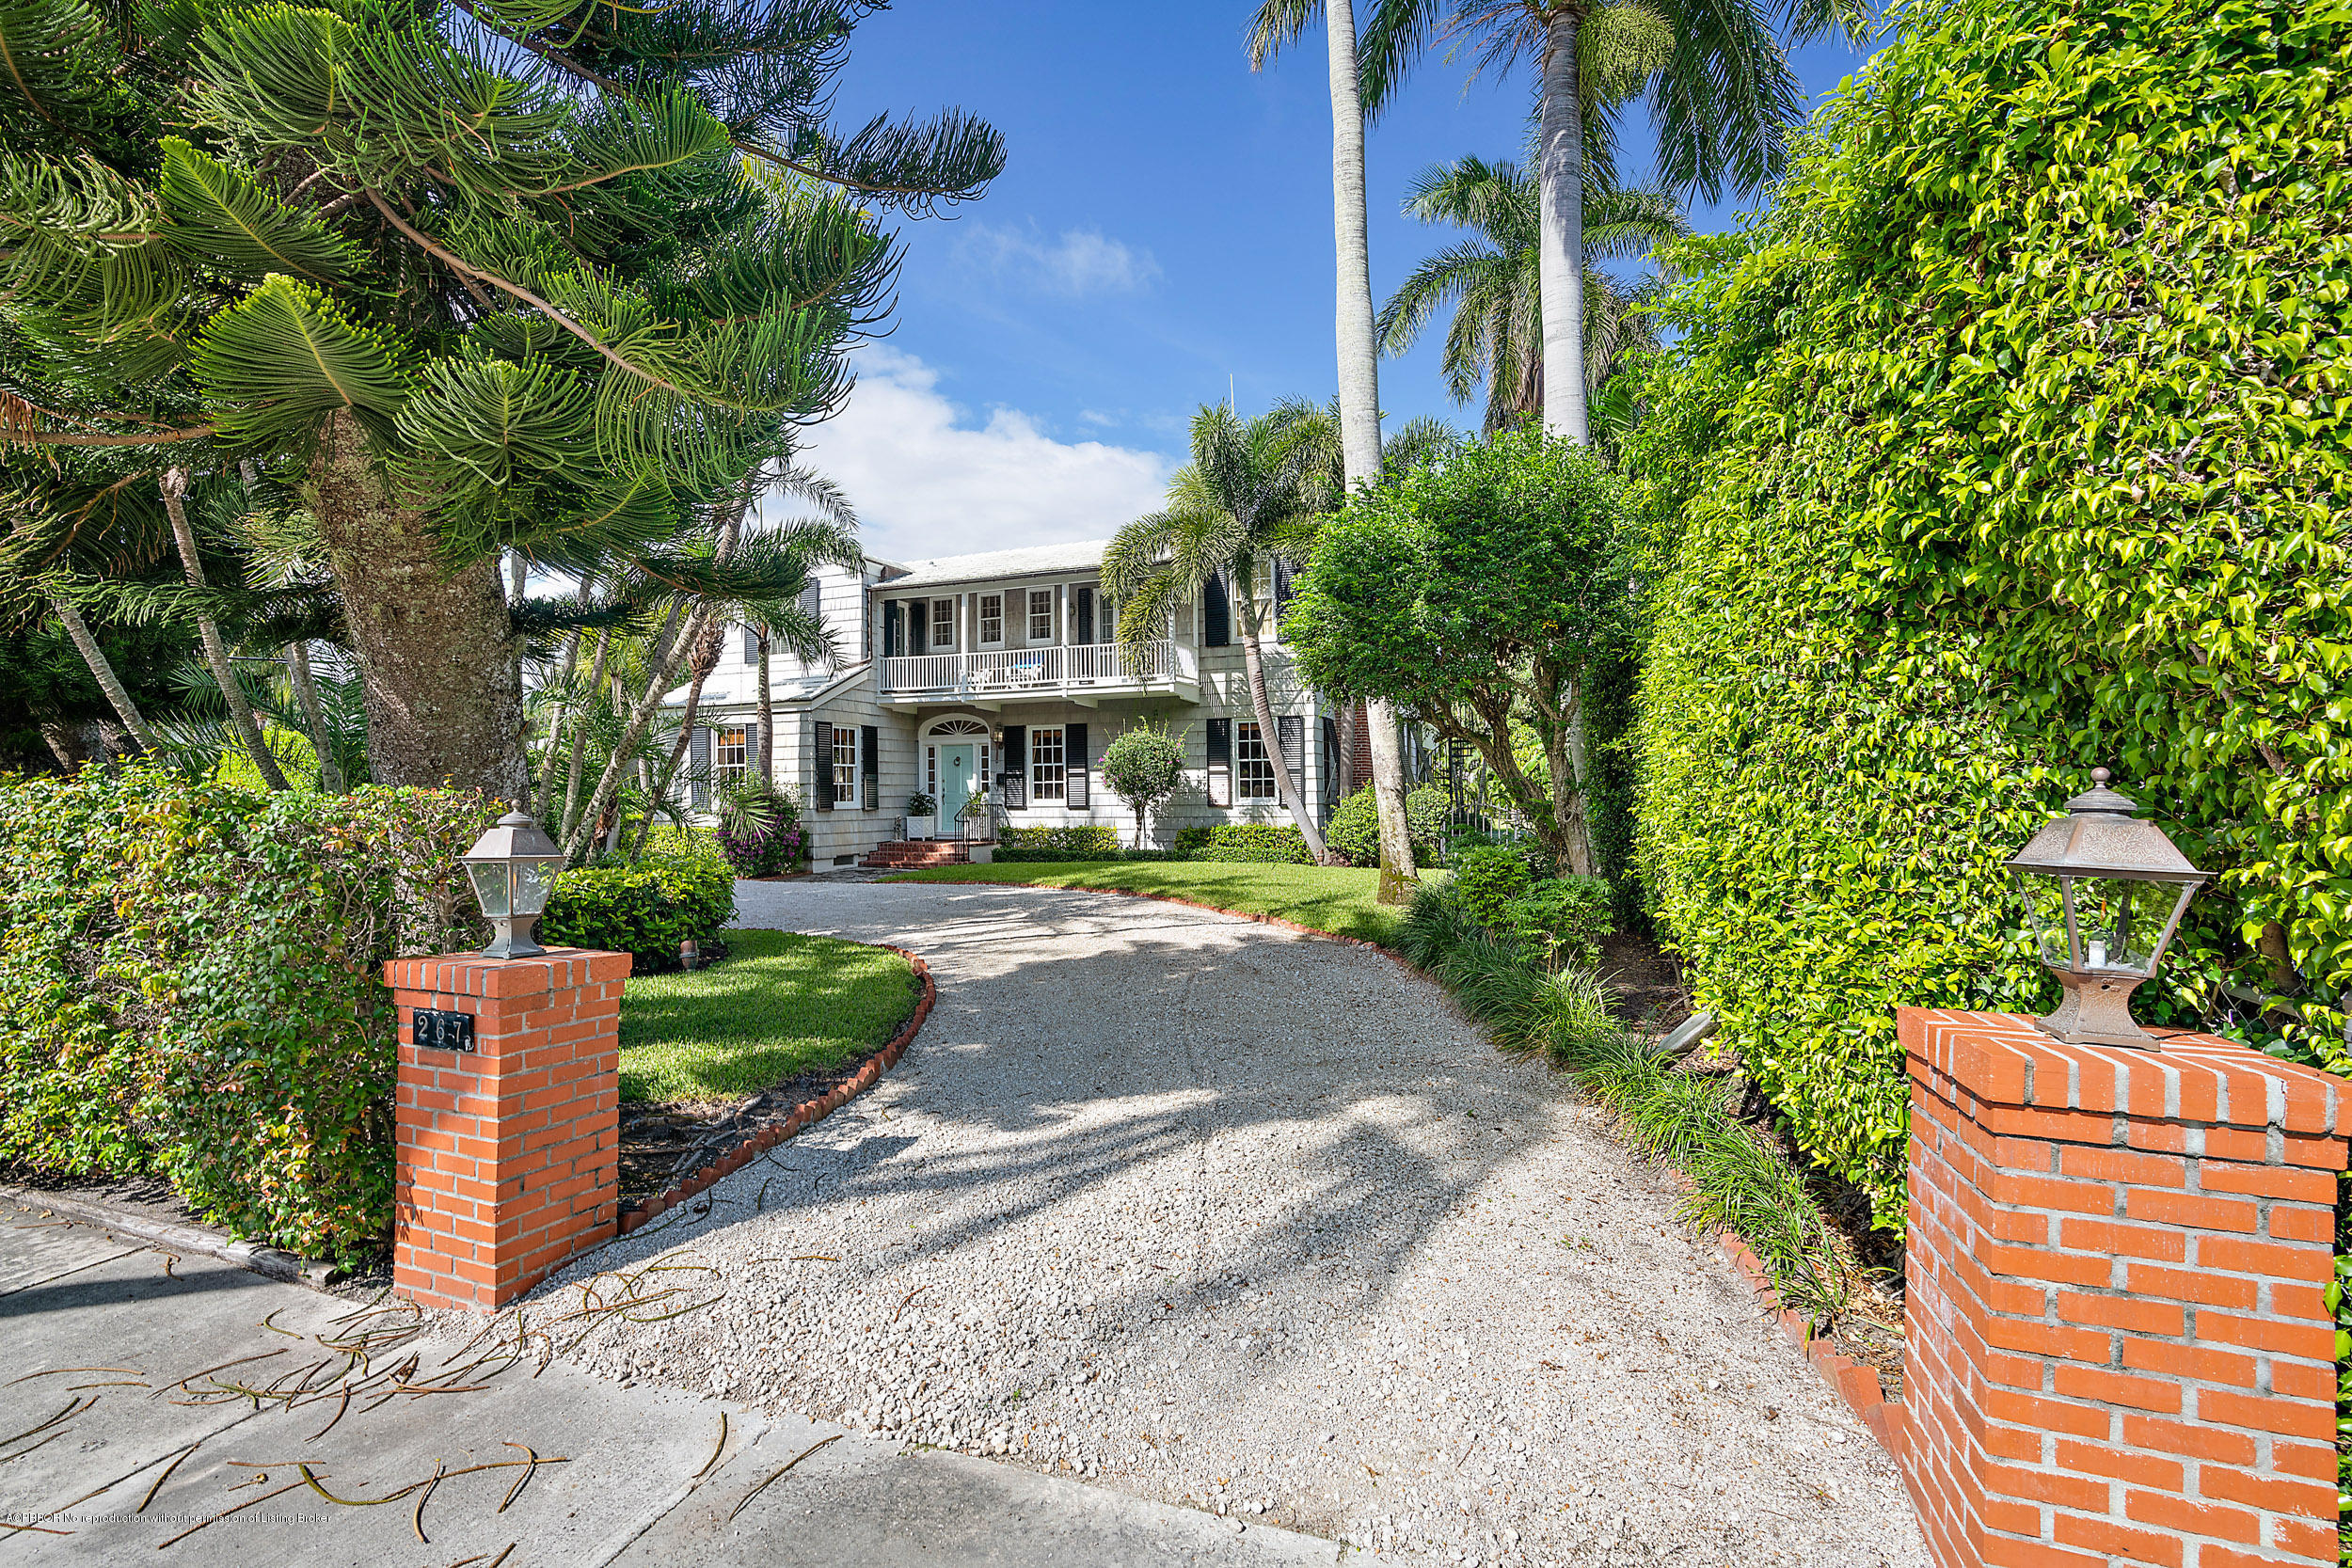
[[154, 1478, 309, 1549], [726, 1434, 840, 1523], [138, 1442, 201, 1513], [411, 1461, 445, 1543], [695, 1414, 729, 1481], [6, 1367, 139, 1386]]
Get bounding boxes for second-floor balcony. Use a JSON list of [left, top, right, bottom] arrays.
[[879, 639, 1200, 705]]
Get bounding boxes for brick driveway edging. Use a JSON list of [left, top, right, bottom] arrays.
[[613, 942, 935, 1236]]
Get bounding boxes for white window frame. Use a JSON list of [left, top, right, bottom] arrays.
[[833, 725, 859, 808], [979, 593, 1005, 646], [1027, 588, 1054, 643], [714, 726, 748, 786], [1235, 721, 1276, 800], [930, 598, 954, 651], [1030, 725, 1067, 802]]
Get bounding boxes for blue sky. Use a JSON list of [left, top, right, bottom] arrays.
[[794, 6, 1876, 565]]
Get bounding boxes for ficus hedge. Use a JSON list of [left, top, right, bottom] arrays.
[[1630, 0, 2349, 1230], [0, 768, 497, 1264]]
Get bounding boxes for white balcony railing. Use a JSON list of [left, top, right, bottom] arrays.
[[881, 639, 1198, 697]]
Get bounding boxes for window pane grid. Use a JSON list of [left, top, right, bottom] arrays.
[[1236, 721, 1275, 800], [931, 599, 953, 648], [833, 728, 857, 805], [980, 594, 1003, 643], [1028, 589, 1053, 641], [1031, 726, 1066, 801], [715, 727, 748, 784]]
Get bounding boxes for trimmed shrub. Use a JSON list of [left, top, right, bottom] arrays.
[[1452, 845, 1532, 927], [1326, 783, 1451, 868], [1629, 0, 2352, 1230], [543, 837, 734, 967], [1000, 824, 1121, 857], [1502, 876, 1615, 968], [1175, 822, 1314, 863], [0, 768, 496, 1265]]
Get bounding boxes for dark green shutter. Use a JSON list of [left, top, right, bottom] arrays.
[[1074, 586, 1095, 645], [1272, 558, 1295, 634], [742, 624, 758, 662], [1278, 715, 1304, 800], [883, 600, 900, 658], [813, 720, 834, 810], [1205, 717, 1231, 808], [1203, 573, 1230, 646], [909, 597, 927, 653], [861, 724, 879, 810], [1000, 725, 1027, 808], [1066, 722, 1089, 809]]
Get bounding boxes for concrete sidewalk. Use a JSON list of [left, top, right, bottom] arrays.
[[0, 1203, 1339, 1567]]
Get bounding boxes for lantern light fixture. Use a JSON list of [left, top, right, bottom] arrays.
[[460, 811, 565, 960], [2004, 768, 2205, 1051]]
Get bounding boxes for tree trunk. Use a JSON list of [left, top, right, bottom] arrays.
[[40, 721, 87, 771], [50, 595, 158, 752], [755, 630, 774, 786], [532, 574, 590, 825], [564, 493, 752, 864], [1539, 686, 1597, 875], [307, 411, 524, 801], [558, 626, 613, 845], [1536, 9, 1591, 444], [1237, 597, 1330, 862], [1324, 0, 1418, 899], [162, 467, 291, 792], [284, 640, 344, 792]]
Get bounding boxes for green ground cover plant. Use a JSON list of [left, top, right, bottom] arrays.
[[882, 862, 1406, 945], [0, 768, 494, 1265], [619, 929, 916, 1105], [1629, 0, 2351, 1233], [543, 832, 735, 968]]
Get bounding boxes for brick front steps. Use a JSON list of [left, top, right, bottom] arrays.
[[859, 840, 977, 869]]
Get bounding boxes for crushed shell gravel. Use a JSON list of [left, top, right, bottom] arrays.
[[463, 880, 1927, 1567]]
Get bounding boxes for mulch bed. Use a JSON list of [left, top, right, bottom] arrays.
[[616, 1064, 863, 1207]]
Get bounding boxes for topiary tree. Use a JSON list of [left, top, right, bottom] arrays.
[[0, 0, 1002, 800], [1100, 721, 1186, 848]]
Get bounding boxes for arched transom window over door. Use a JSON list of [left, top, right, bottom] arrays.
[[926, 718, 991, 809]]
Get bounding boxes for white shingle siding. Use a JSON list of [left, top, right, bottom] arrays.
[[668, 543, 1340, 863]]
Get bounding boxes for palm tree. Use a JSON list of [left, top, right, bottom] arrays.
[[1380, 154, 1683, 432], [1250, 0, 1423, 900], [1104, 404, 1334, 863], [1263, 0, 1854, 443]]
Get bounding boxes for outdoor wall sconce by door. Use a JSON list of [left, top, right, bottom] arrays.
[[2005, 768, 2206, 1050], [460, 811, 565, 959]]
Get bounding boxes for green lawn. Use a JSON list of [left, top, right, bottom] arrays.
[[618, 928, 918, 1105], [880, 861, 1410, 946]]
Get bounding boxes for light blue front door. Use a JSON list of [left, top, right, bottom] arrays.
[[937, 744, 977, 819]]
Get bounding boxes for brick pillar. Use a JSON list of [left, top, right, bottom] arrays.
[[386, 948, 630, 1310], [1902, 1007, 2348, 1568]]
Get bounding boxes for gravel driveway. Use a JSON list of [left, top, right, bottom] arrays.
[[538, 879, 1926, 1567]]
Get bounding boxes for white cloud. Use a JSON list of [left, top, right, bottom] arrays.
[[787, 347, 1174, 565], [954, 222, 1161, 296]]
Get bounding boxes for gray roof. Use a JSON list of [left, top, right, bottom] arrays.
[[881, 538, 1111, 590]]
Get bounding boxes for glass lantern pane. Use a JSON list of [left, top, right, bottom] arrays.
[[2071, 876, 2175, 974], [2016, 872, 2072, 967], [512, 859, 560, 917], [467, 861, 512, 918]]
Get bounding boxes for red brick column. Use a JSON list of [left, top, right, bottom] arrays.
[[386, 948, 631, 1310], [1902, 1007, 2348, 1568]]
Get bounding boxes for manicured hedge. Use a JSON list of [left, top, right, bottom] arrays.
[[542, 833, 735, 967], [1000, 824, 1122, 857], [0, 768, 496, 1265], [1630, 0, 2351, 1230], [1326, 783, 1450, 868], [1176, 822, 1314, 864]]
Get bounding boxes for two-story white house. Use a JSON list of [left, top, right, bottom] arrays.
[[671, 539, 1360, 866]]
